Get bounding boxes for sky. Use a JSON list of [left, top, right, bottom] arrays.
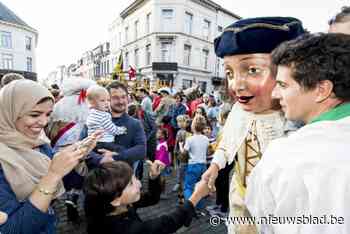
[[1, 0, 348, 80]]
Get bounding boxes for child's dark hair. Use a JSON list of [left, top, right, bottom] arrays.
[[158, 127, 168, 139], [84, 161, 133, 233], [204, 123, 213, 131], [161, 115, 172, 124], [127, 103, 138, 117]]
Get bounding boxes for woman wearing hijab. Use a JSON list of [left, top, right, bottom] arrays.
[[0, 80, 99, 234]]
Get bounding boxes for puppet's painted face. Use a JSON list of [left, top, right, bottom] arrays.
[[224, 53, 279, 113]]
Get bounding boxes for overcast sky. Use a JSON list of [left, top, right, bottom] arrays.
[[1, 0, 348, 80]]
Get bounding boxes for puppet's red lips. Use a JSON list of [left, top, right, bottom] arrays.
[[237, 96, 254, 104]]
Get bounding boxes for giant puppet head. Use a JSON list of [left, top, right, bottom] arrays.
[[214, 17, 305, 114]]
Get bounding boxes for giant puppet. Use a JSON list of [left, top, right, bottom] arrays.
[[201, 17, 305, 233]]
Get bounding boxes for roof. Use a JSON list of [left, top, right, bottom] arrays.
[[120, 0, 241, 20], [198, 0, 241, 19], [0, 1, 36, 31]]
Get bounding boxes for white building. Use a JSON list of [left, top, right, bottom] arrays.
[[74, 42, 111, 81], [0, 2, 38, 82], [42, 65, 69, 88], [77, 50, 94, 80], [109, 0, 240, 93]]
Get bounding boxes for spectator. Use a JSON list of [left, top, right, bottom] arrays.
[[154, 88, 175, 125], [85, 81, 146, 179], [194, 106, 211, 127], [207, 98, 220, 137], [172, 114, 192, 203], [49, 88, 61, 103], [84, 161, 210, 234], [137, 87, 153, 114], [128, 103, 157, 161], [86, 85, 127, 153], [0, 80, 98, 234], [246, 33, 350, 234], [0, 73, 24, 88], [205, 103, 233, 218], [151, 90, 162, 111], [160, 116, 175, 161], [155, 128, 171, 197], [167, 92, 187, 131], [180, 115, 209, 209], [129, 92, 139, 106], [197, 93, 210, 114], [328, 6, 350, 34]]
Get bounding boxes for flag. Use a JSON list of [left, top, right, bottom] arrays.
[[113, 53, 124, 80], [128, 66, 136, 80]]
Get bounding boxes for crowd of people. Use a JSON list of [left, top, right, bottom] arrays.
[[0, 5, 350, 234]]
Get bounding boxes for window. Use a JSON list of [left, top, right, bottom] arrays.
[[184, 12, 193, 34], [119, 32, 122, 46], [134, 20, 139, 40], [162, 9, 174, 19], [95, 64, 99, 77], [203, 20, 211, 40], [146, 13, 151, 34], [202, 49, 209, 69], [182, 79, 192, 89], [162, 9, 174, 31], [2, 54, 13, 69], [107, 60, 110, 74], [1, 32, 12, 49], [134, 48, 139, 67], [183, 45, 191, 66], [125, 52, 129, 69], [25, 36, 32, 51], [160, 41, 172, 62], [215, 58, 220, 76], [146, 44, 151, 65], [26, 57, 32, 72], [125, 27, 129, 43], [198, 81, 207, 93]]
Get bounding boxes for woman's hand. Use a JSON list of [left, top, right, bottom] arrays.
[[0, 211, 8, 225], [48, 145, 86, 181], [76, 130, 104, 155]]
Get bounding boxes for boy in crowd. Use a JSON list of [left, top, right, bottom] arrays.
[[173, 114, 192, 203], [180, 115, 209, 209]]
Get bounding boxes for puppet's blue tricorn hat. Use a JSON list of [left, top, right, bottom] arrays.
[[214, 17, 305, 58]]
